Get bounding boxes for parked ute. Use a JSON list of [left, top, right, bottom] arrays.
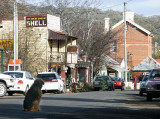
[[146, 68, 160, 101], [3, 71, 35, 96], [36, 72, 65, 94], [0, 74, 15, 97]]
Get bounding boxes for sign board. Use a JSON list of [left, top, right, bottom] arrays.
[[77, 61, 90, 68], [67, 46, 78, 53], [0, 39, 13, 50], [26, 16, 47, 27]]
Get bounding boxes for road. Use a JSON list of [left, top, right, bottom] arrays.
[[0, 90, 160, 119]]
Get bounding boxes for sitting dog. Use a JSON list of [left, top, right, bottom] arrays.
[[23, 78, 44, 111]]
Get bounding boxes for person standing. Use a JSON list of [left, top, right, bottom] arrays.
[[134, 75, 137, 90]]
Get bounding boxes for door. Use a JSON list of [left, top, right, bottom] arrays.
[[78, 68, 85, 82]]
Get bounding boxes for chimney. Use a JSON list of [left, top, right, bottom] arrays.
[[104, 18, 110, 33], [123, 12, 134, 21]]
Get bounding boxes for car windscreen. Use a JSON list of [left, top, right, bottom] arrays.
[[150, 70, 160, 79], [95, 76, 108, 81], [37, 74, 57, 80], [3, 72, 23, 78]]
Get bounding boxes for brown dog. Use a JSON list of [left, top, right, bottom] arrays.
[[23, 78, 44, 111]]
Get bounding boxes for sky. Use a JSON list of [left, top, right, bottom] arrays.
[[100, 0, 160, 16], [24, 0, 160, 17]]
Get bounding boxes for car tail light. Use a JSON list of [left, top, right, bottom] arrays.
[[18, 80, 23, 85]]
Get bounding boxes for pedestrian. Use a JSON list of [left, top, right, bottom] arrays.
[[134, 75, 137, 90]]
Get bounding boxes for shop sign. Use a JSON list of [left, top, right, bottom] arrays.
[[26, 16, 47, 27], [0, 39, 13, 50]]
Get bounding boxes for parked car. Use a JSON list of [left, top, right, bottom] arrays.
[[3, 71, 35, 96], [93, 75, 115, 91], [139, 74, 149, 95], [146, 68, 160, 101], [0, 74, 15, 97], [36, 72, 65, 94], [112, 77, 125, 90]]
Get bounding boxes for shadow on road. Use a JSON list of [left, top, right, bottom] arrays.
[[0, 103, 160, 119]]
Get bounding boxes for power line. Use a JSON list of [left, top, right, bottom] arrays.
[[101, 0, 133, 10]]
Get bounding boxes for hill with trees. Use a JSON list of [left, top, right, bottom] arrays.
[[0, 1, 159, 43]]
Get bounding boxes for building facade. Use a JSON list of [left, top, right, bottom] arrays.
[[104, 12, 153, 82], [105, 12, 152, 68]]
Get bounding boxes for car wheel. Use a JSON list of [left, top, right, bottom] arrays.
[[139, 91, 143, 96], [0, 82, 7, 97], [94, 87, 100, 91], [57, 90, 61, 94], [147, 94, 152, 101], [121, 86, 125, 91], [112, 86, 115, 91], [24, 86, 29, 96], [8, 92, 13, 96]]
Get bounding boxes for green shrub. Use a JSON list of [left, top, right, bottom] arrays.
[[126, 86, 131, 90], [100, 78, 108, 91], [77, 82, 94, 92]]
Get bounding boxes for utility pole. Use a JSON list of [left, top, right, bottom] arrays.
[[124, 2, 128, 82], [13, 0, 18, 71]]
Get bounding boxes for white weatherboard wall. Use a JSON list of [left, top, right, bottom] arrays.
[[47, 14, 60, 31]]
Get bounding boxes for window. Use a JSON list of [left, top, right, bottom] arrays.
[[26, 72, 34, 79], [110, 41, 116, 52], [3, 72, 23, 78], [37, 73, 57, 81]]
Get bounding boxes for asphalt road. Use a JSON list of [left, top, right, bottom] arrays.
[[0, 90, 160, 119]]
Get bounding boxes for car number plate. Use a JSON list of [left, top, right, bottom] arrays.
[[95, 82, 100, 85]]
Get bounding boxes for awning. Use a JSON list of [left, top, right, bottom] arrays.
[[48, 29, 77, 40]]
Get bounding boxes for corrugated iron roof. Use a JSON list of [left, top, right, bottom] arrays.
[[48, 29, 77, 40], [133, 56, 160, 71]]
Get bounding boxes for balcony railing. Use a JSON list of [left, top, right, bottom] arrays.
[[50, 52, 78, 64], [50, 52, 65, 63]]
